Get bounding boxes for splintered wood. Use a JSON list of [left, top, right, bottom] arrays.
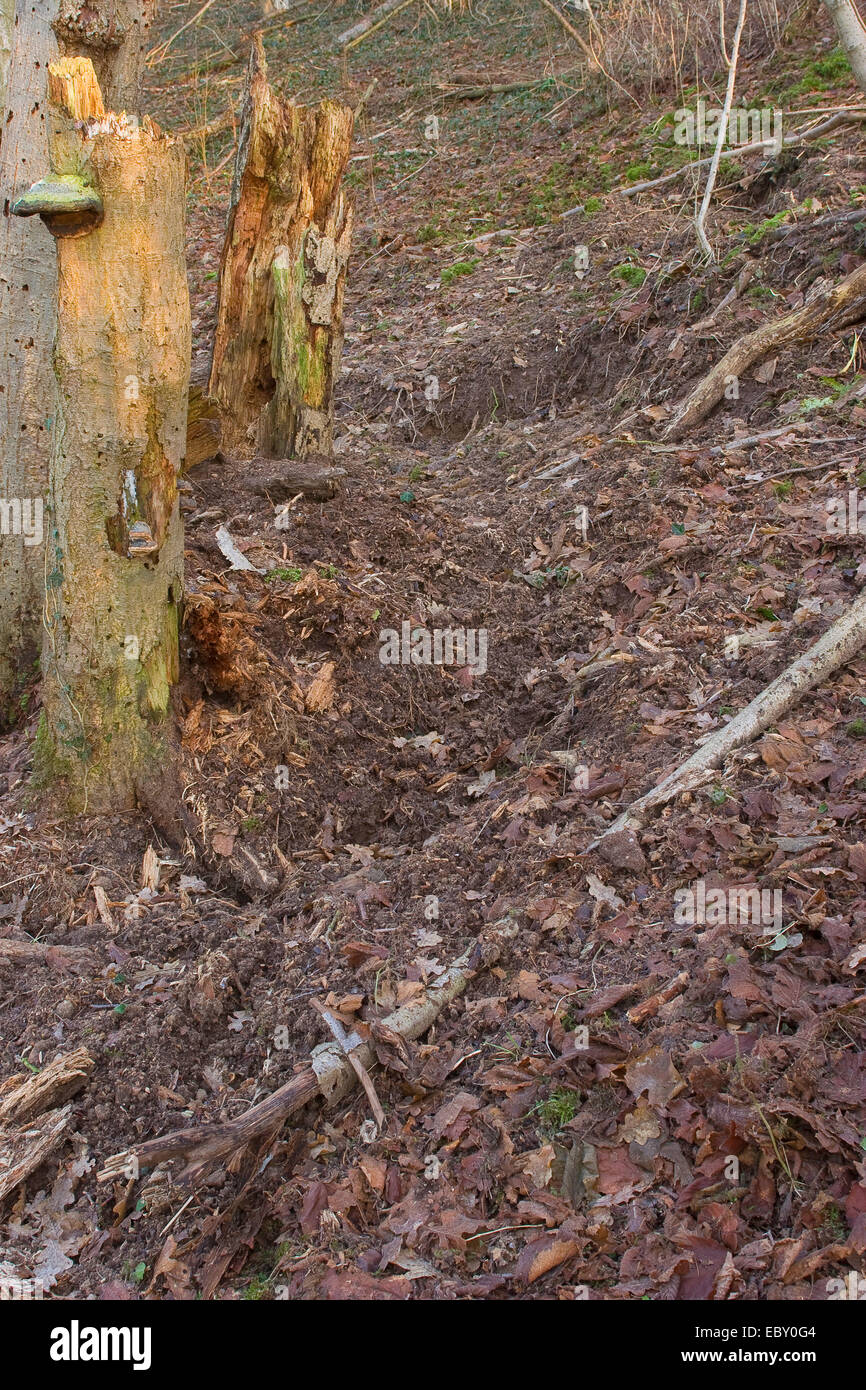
[[208, 35, 354, 460]]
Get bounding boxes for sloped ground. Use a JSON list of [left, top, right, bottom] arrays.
[[1, 0, 865, 1300]]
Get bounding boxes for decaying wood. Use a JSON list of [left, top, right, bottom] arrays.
[[99, 921, 517, 1185], [0, 1047, 93, 1204], [247, 457, 346, 501], [592, 586, 866, 848], [0, 1105, 73, 1204], [663, 260, 866, 439], [184, 381, 222, 471], [36, 58, 190, 810], [208, 35, 354, 461], [0, 1046, 93, 1125], [0, 939, 94, 967]]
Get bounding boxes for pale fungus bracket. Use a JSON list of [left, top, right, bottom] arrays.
[[11, 173, 104, 239]]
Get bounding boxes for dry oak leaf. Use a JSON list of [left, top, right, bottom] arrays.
[[624, 1048, 685, 1108], [515, 1230, 581, 1285]]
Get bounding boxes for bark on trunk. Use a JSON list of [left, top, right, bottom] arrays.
[[0, 1, 153, 707], [208, 35, 354, 460], [0, 0, 13, 114], [822, 0, 866, 97], [53, 0, 154, 111], [33, 57, 190, 812]]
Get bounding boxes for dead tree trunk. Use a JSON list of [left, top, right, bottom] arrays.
[[208, 35, 354, 460], [16, 57, 190, 811], [53, 0, 154, 111], [0, 1, 153, 708]]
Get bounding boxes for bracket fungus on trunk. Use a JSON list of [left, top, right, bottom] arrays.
[[11, 173, 104, 238], [16, 55, 191, 813]]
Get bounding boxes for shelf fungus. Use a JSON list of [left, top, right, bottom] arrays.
[[11, 174, 104, 238], [127, 521, 158, 558]]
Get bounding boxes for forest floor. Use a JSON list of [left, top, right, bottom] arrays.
[[1, 0, 866, 1301]]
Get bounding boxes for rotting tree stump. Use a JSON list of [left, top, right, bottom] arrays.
[[208, 34, 354, 461], [16, 57, 190, 811]]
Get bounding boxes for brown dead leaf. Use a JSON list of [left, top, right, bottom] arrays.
[[624, 1048, 685, 1107], [515, 1231, 580, 1284]]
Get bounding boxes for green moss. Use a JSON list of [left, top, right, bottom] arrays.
[[441, 258, 478, 285], [611, 262, 647, 288]]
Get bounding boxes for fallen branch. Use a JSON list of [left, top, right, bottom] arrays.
[[766, 205, 866, 242], [246, 459, 347, 502], [591, 586, 866, 847], [182, 107, 237, 146], [313, 1001, 385, 1129], [0, 939, 94, 966], [0, 1047, 93, 1125], [536, 0, 599, 69], [627, 971, 689, 1025], [438, 79, 546, 101], [609, 111, 866, 200], [99, 923, 517, 1185], [663, 259, 866, 439], [338, 0, 415, 49]]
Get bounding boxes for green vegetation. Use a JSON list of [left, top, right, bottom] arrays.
[[441, 258, 479, 285], [741, 211, 788, 244], [611, 262, 647, 288], [265, 566, 302, 583], [535, 1087, 580, 1134]]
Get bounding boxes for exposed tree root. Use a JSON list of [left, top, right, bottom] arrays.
[[98, 921, 517, 1186], [663, 260, 866, 439]]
